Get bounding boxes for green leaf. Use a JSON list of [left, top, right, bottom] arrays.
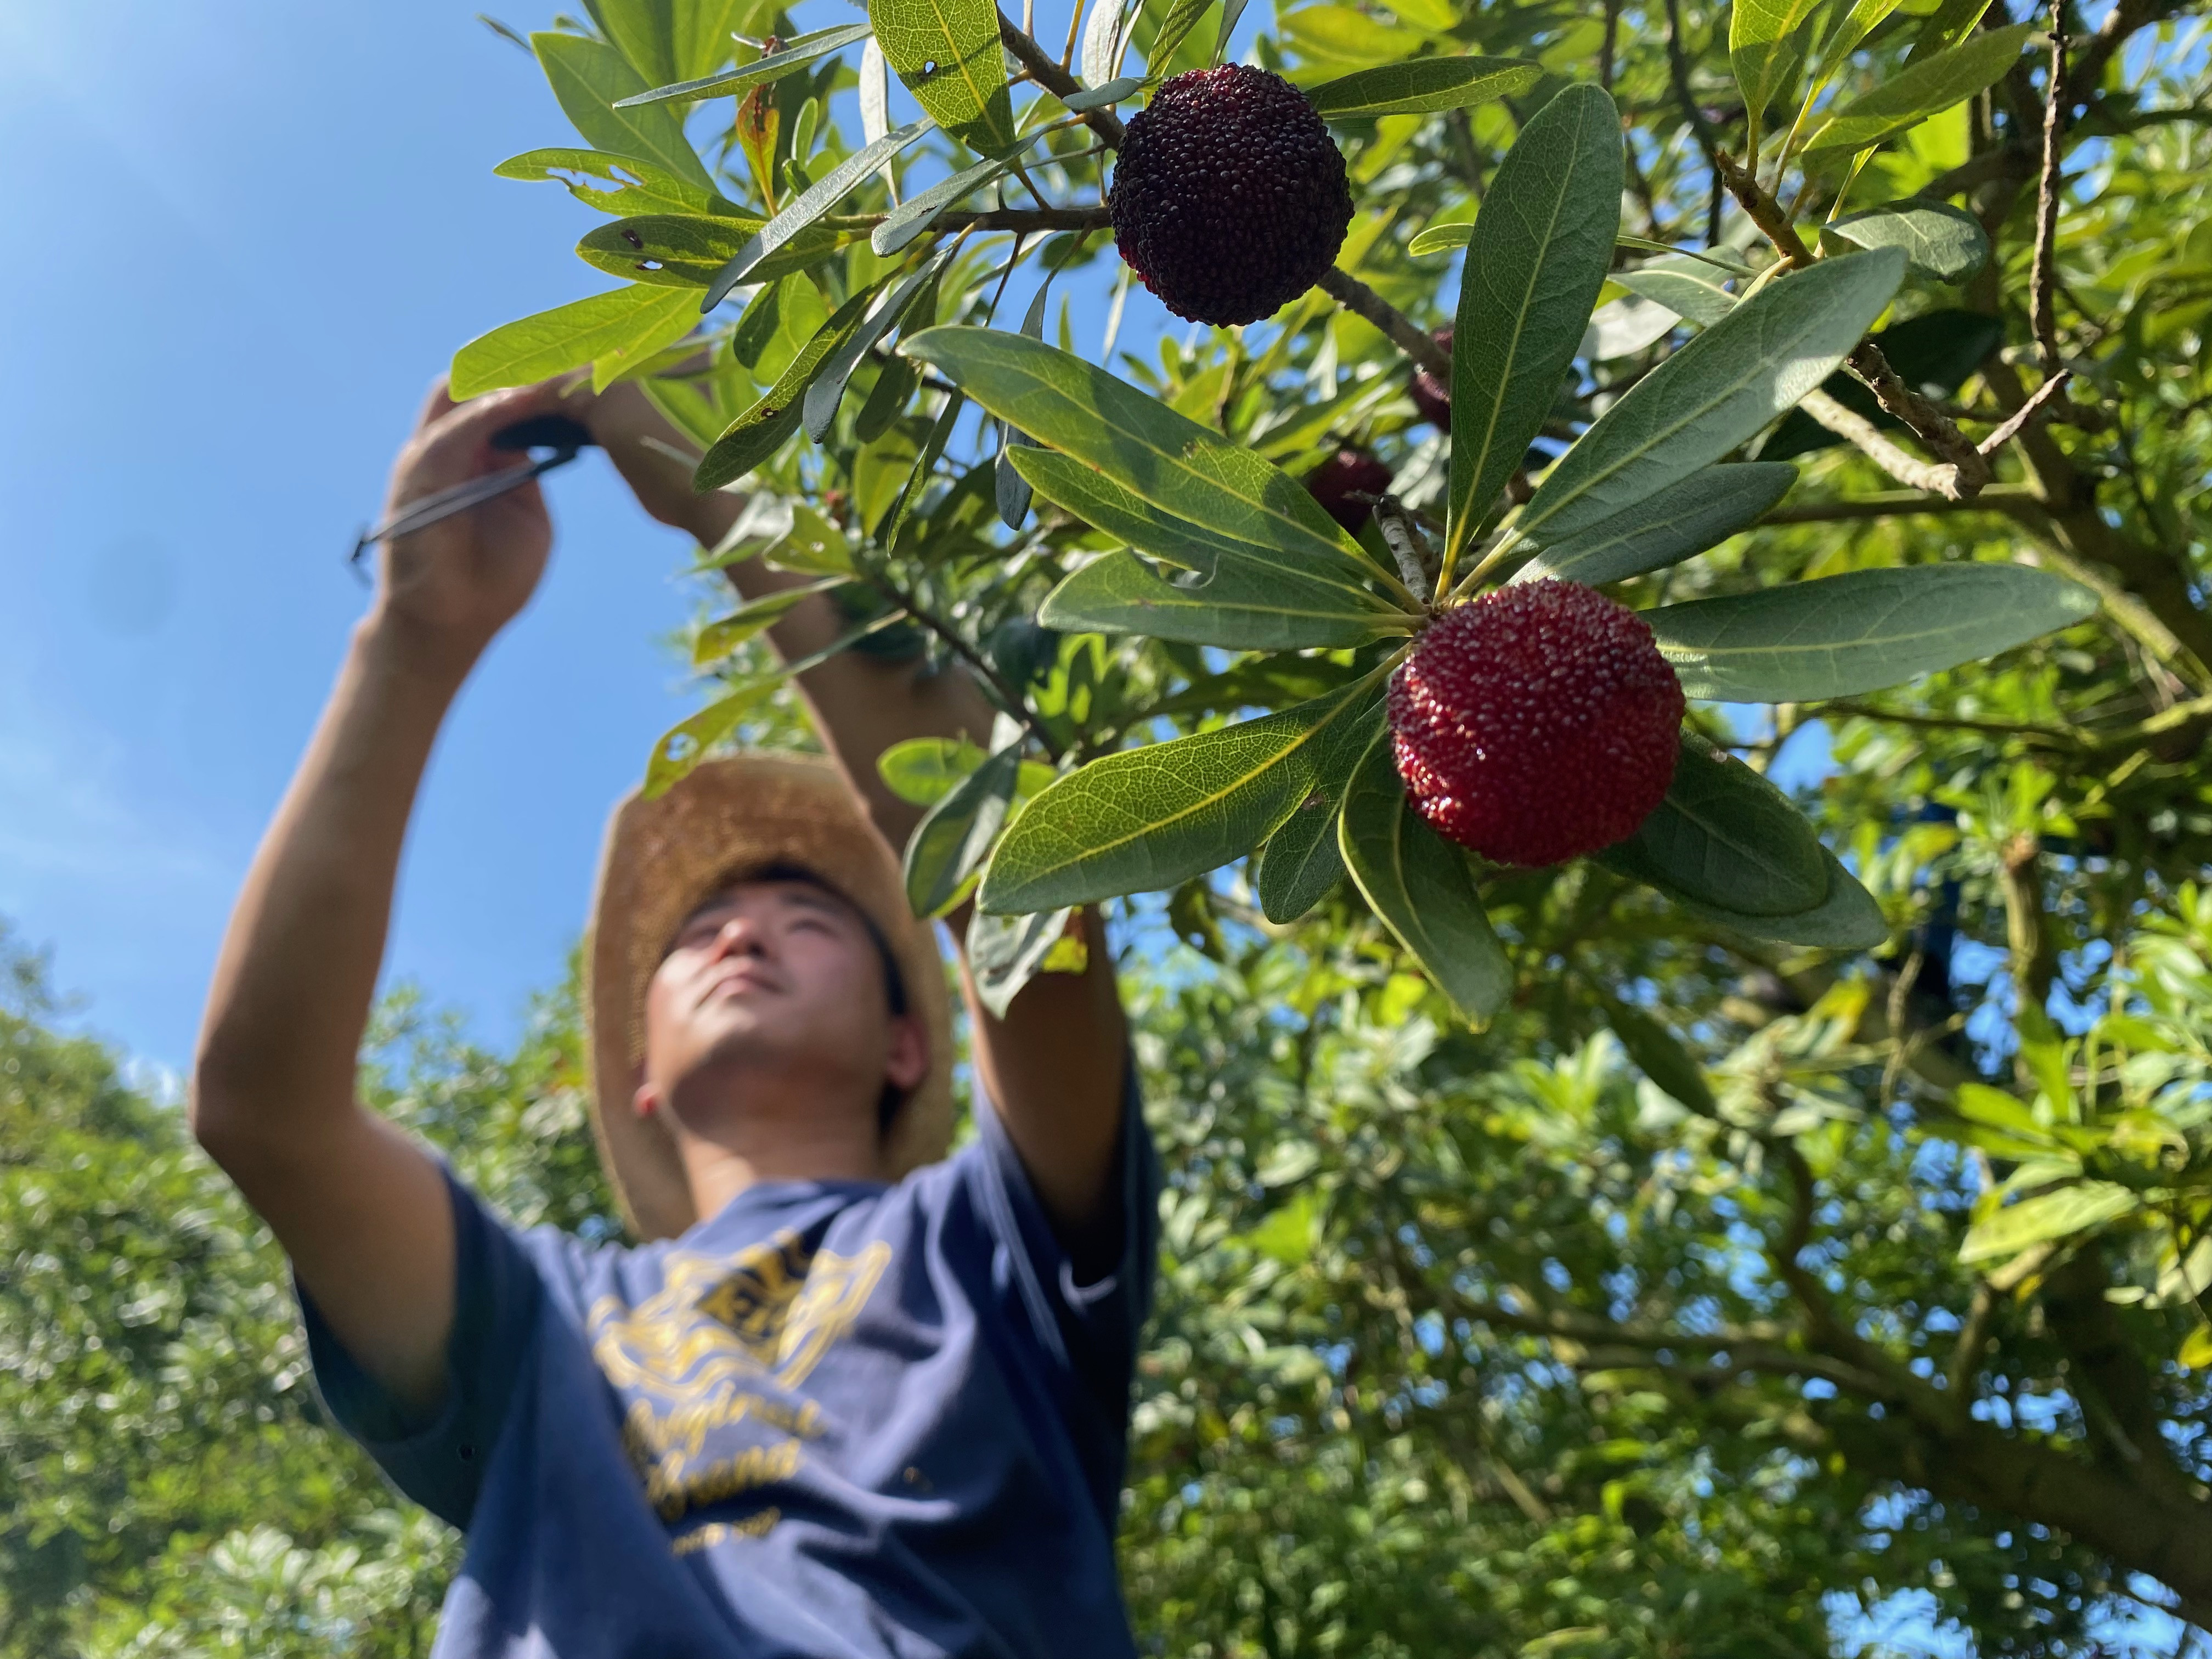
[[1251, 690, 1386, 923], [1040, 549, 1411, 651], [1906, 0, 1997, 63], [450, 285, 701, 399], [1613, 843, 1888, 948], [879, 736, 992, 805], [1645, 564, 2100, 703], [644, 679, 782, 798], [1605, 997, 1717, 1115], [1605, 734, 1829, 917], [871, 136, 1047, 255], [1729, 0, 1825, 151], [494, 148, 741, 216], [1338, 732, 1511, 1024], [1813, 0, 1906, 82], [967, 906, 1076, 1018], [697, 285, 883, 489], [1612, 258, 1739, 328], [1514, 463, 1797, 588], [705, 121, 934, 308], [904, 326, 1397, 596], [1954, 1081, 2061, 1144], [978, 677, 1388, 914], [1448, 84, 1624, 558], [1305, 54, 1541, 117], [533, 32, 716, 194], [804, 252, 950, 441], [1516, 249, 1904, 549], [1821, 200, 1990, 281], [677, 0, 767, 78], [691, 575, 851, 667], [1959, 1181, 2140, 1265], [1146, 0, 1216, 71], [613, 24, 874, 106], [763, 500, 857, 574], [578, 213, 843, 289], [592, 0, 680, 85], [1799, 24, 2039, 160], [906, 740, 1023, 917], [867, 0, 1017, 155]]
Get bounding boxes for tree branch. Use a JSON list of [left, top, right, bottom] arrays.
[[1316, 267, 1453, 380], [1758, 483, 2045, 524], [2033, 0, 2068, 378], [1799, 387, 1987, 499], [997, 10, 1125, 148]]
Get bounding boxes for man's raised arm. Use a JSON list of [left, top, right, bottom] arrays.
[[584, 387, 1130, 1259], [191, 381, 572, 1415]]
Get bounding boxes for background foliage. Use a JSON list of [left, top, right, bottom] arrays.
[[10, 0, 2212, 1647]]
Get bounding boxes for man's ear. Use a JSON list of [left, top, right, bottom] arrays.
[[885, 1014, 929, 1094]]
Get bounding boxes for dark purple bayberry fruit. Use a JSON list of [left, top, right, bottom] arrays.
[[1410, 326, 1453, 430], [1107, 65, 1355, 328], [1388, 579, 1685, 867], [1305, 449, 1393, 532]]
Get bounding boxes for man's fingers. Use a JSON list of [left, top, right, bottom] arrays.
[[413, 376, 459, 433], [396, 383, 569, 501]]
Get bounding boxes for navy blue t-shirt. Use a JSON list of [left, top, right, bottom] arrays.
[[299, 1086, 1157, 1659]]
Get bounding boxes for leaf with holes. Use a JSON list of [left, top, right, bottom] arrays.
[[1338, 731, 1511, 1023], [697, 285, 884, 488], [578, 214, 841, 289], [868, 0, 1017, 155], [1645, 564, 2099, 703]]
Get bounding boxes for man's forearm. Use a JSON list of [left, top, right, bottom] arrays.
[[193, 618, 465, 1152]]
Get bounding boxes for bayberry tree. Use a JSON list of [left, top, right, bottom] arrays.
[[449, 0, 2212, 1640]]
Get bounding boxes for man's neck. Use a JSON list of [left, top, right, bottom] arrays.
[[667, 1069, 886, 1227]]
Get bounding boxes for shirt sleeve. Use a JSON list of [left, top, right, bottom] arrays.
[[294, 1165, 544, 1531], [961, 1058, 1159, 1400]]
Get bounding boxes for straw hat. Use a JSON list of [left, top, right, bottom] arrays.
[[582, 752, 955, 1242]]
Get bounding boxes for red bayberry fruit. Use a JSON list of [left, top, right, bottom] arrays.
[[1410, 326, 1453, 430], [1107, 65, 1355, 327], [1388, 579, 1685, 867], [1305, 449, 1393, 532]]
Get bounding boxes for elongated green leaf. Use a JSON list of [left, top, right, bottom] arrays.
[[1251, 689, 1386, 922], [691, 575, 852, 667], [451, 285, 699, 399], [1800, 24, 2039, 160], [868, 0, 1016, 155], [1517, 249, 1904, 548], [1821, 200, 1990, 281], [645, 680, 781, 798], [967, 905, 1076, 1018], [905, 326, 1396, 595], [594, 0, 679, 86], [1605, 734, 1828, 917], [1814, 0, 1905, 80], [1611, 843, 1888, 948], [1730, 0, 1825, 150], [1515, 463, 1797, 587], [697, 285, 883, 488], [533, 32, 715, 193], [1409, 221, 1475, 257], [1960, 1181, 2140, 1264], [676, 0, 764, 78], [906, 740, 1023, 916], [1605, 996, 1717, 1114], [879, 736, 991, 805], [979, 678, 1388, 913], [1146, 0, 1215, 71], [1062, 74, 1144, 110], [1615, 235, 1758, 275], [1040, 550, 1411, 650], [1613, 259, 1738, 327], [705, 122, 934, 308], [1906, 0, 1996, 63], [871, 136, 1045, 255], [1306, 53, 1540, 116], [805, 252, 950, 441], [1338, 732, 1511, 1023], [1448, 84, 1623, 557], [614, 24, 874, 105], [579, 214, 840, 289], [495, 148, 741, 216], [1646, 563, 2099, 702]]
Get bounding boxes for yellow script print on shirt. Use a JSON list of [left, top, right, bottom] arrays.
[[588, 1228, 891, 1403]]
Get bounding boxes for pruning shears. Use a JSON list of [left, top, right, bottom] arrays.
[[348, 415, 595, 578]]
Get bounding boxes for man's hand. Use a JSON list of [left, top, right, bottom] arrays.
[[372, 380, 575, 673], [577, 380, 733, 544]]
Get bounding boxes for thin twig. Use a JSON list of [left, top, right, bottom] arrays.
[[1599, 0, 1620, 91], [1977, 368, 2071, 456], [1316, 267, 1453, 379], [1799, 387, 1982, 499], [2033, 0, 2069, 377], [1757, 484, 2044, 523], [998, 10, 1125, 147], [1820, 699, 2076, 745]]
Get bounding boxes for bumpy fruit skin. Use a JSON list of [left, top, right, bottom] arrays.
[[1305, 449, 1393, 532], [1389, 579, 1685, 867], [1108, 65, 1355, 327], [1409, 326, 1454, 430]]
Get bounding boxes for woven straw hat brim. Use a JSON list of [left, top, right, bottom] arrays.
[[582, 753, 954, 1243]]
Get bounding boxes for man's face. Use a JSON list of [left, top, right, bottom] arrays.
[[639, 877, 924, 1138]]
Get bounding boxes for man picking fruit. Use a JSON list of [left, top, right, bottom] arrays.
[[190, 376, 1152, 1659]]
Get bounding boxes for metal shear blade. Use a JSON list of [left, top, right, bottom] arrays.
[[349, 443, 583, 571]]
